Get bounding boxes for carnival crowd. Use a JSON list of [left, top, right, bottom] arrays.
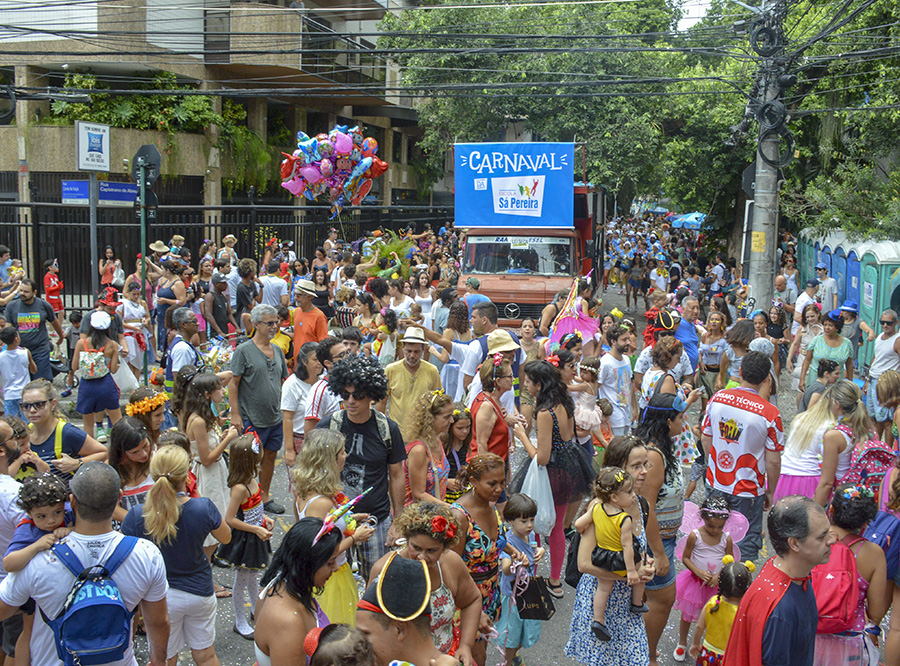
[[0, 217, 895, 666]]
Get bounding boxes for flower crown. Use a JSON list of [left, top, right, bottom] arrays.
[[842, 485, 874, 500], [125, 392, 168, 416]]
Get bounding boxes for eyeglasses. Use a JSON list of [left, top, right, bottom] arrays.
[[882, 320, 897, 326], [498, 374, 514, 379], [21, 401, 48, 412], [12, 429, 27, 439], [339, 389, 368, 401], [628, 461, 655, 471], [259, 320, 279, 328]]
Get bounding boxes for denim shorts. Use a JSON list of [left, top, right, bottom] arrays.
[[242, 420, 284, 452], [646, 535, 677, 590]]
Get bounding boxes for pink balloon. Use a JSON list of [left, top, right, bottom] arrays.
[[299, 165, 322, 183], [320, 159, 334, 177], [282, 178, 306, 196], [333, 131, 352, 155]]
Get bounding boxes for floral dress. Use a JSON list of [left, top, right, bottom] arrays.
[[451, 503, 507, 624], [566, 505, 650, 666]]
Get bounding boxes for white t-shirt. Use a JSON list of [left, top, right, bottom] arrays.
[[650, 269, 667, 293], [818, 277, 838, 309], [259, 275, 288, 308], [169, 338, 200, 377], [794, 290, 816, 322], [0, 348, 31, 400], [598, 354, 633, 428], [304, 376, 343, 425], [281, 375, 314, 434], [633, 346, 693, 382], [0, 475, 25, 581], [0, 531, 167, 666]]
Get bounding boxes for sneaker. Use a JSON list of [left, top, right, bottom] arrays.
[[673, 645, 687, 662], [95, 426, 108, 443], [61, 387, 73, 398], [264, 499, 285, 514]]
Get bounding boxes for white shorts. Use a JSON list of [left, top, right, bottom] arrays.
[[166, 587, 217, 659]]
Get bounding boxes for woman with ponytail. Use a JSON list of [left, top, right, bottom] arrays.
[[122, 445, 231, 666], [774, 380, 872, 506]]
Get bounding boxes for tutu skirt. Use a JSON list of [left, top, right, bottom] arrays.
[[575, 404, 604, 432], [511, 441, 594, 505], [591, 538, 642, 576], [215, 508, 271, 570], [773, 474, 820, 506], [315, 561, 358, 626], [814, 633, 878, 666], [673, 570, 717, 623]]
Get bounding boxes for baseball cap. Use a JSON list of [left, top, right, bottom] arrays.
[[211, 273, 227, 285], [466, 277, 480, 289], [815, 262, 827, 270], [806, 278, 819, 288]]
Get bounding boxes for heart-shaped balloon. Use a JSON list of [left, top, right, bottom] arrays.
[[366, 157, 389, 179]]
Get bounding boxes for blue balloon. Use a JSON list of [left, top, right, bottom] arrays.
[[344, 157, 372, 198], [296, 131, 310, 146], [332, 124, 349, 135], [297, 138, 320, 164]]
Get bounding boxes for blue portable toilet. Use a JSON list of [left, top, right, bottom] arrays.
[[859, 242, 900, 369], [822, 242, 833, 279], [847, 240, 875, 306], [834, 242, 848, 304]]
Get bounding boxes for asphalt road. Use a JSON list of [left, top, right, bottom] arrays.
[[62, 282, 842, 666]]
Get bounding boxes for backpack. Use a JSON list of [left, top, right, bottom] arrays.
[[41, 536, 138, 666], [329, 409, 392, 453], [810, 534, 862, 634], [837, 425, 896, 492], [864, 509, 900, 580], [78, 343, 109, 379]]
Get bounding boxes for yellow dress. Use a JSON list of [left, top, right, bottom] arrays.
[[592, 503, 630, 576], [297, 495, 359, 626]]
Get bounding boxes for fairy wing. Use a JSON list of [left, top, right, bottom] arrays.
[[674, 501, 703, 561], [724, 511, 750, 545]]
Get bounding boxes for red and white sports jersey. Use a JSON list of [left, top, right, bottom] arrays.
[[703, 387, 784, 497]]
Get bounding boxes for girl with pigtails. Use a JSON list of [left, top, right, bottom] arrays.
[[121, 445, 231, 665], [688, 558, 754, 666]]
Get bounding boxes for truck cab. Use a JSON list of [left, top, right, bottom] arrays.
[[459, 185, 598, 326]]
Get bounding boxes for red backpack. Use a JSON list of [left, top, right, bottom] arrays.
[[810, 534, 863, 634]]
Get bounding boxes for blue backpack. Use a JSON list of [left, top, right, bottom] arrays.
[[41, 537, 138, 666], [864, 509, 900, 580]]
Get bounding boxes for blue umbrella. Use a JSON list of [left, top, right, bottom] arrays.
[[679, 212, 706, 230]]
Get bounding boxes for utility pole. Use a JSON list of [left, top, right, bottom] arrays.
[[730, 0, 794, 311]]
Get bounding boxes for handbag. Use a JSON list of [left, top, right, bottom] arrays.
[[511, 562, 555, 621], [519, 455, 556, 537], [565, 531, 583, 589]]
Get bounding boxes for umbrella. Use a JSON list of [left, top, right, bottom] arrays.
[[648, 206, 668, 214], [678, 212, 706, 230]]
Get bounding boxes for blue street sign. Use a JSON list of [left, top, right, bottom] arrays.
[[454, 142, 574, 228], [62, 180, 139, 207]]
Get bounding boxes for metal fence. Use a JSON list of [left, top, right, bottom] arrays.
[[0, 201, 453, 311]]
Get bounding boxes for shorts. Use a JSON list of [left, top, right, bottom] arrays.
[[75, 374, 121, 414], [646, 535, 677, 590], [0, 612, 22, 657], [868, 379, 893, 423], [627, 279, 641, 289], [165, 587, 217, 659], [496, 595, 541, 651], [242, 420, 284, 452]]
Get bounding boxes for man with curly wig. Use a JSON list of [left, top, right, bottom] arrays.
[[315, 355, 406, 579]]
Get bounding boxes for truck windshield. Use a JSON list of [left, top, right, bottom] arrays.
[[463, 235, 574, 276]]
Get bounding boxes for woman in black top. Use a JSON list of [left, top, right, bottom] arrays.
[[311, 267, 334, 319]]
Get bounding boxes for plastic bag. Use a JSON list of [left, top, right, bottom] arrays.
[[520, 456, 556, 537], [111, 363, 139, 395]]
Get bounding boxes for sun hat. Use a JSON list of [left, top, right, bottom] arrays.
[[223, 234, 237, 243], [486, 329, 520, 354], [294, 279, 317, 296], [149, 240, 169, 253], [399, 328, 427, 345], [839, 299, 859, 313]]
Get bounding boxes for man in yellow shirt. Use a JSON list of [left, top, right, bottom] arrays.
[[380, 328, 442, 439]]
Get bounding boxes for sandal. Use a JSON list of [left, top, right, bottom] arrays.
[[548, 582, 564, 599], [215, 585, 233, 598]]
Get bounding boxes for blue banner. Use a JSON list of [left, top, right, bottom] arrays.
[[62, 180, 139, 207], [454, 142, 574, 228]]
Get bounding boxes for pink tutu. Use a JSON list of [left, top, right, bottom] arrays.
[[772, 474, 820, 505], [673, 570, 717, 623], [575, 405, 604, 432]]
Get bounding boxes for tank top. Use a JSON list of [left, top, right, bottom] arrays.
[[699, 335, 726, 367], [869, 331, 900, 379], [647, 442, 685, 539], [413, 290, 434, 316], [687, 529, 728, 574], [297, 495, 348, 567], [592, 503, 629, 553], [429, 560, 455, 653], [468, 392, 509, 462]]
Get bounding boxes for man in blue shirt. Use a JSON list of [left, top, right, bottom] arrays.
[[675, 296, 701, 373], [462, 277, 491, 319], [0, 246, 11, 289]]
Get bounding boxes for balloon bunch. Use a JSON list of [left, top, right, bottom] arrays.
[[280, 124, 389, 219]]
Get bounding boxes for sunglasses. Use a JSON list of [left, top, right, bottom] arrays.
[[339, 389, 368, 401], [882, 320, 897, 326], [259, 320, 279, 328], [21, 400, 48, 412]]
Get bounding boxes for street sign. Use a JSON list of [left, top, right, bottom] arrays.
[[134, 189, 159, 224], [131, 144, 162, 186], [76, 121, 111, 172], [63, 180, 139, 206]]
